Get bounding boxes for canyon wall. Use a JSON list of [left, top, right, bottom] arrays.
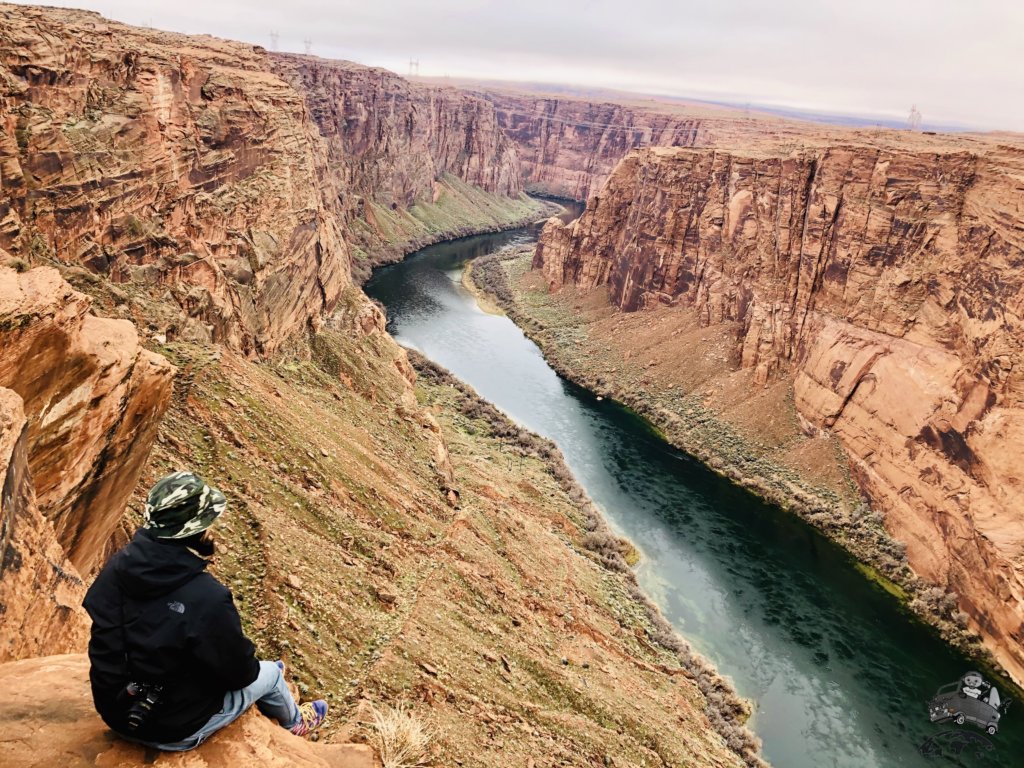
[[0, 5, 353, 356], [477, 92, 701, 200], [468, 88, 813, 201], [272, 56, 537, 277], [274, 55, 521, 207], [0, 265, 173, 660], [0, 6, 534, 351], [536, 141, 1024, 684]]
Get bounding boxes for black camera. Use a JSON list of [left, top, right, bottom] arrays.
[[123, 681, 164, 731]]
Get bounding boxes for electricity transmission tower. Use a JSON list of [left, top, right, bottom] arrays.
[[408, 58, 419, 76], [269, 31, 279, 51], [907, 104, 922, 131], [303, 38, 312, 55]]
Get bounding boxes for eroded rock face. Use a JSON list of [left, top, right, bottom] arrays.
[[271, 55, 530, 273], [0, 5, 350, 356], [0, 7, 537, 351], [0, 654, 379, 768], [274, 56, 521, 208], [472, 90, 821, 201], [0, 266, 174, 576], [0, 388, 88, 662], [536, 142, 1024, 684]]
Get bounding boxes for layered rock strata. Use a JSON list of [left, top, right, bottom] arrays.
[[0, 6, 539, 351], [0, 5, 355, 356], [271, 55, 540, 276], [535, 142, 1024, 685], [0, 266, 172, 659]]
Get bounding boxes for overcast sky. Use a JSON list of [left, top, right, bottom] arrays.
[[13, 0, 1024, 130]]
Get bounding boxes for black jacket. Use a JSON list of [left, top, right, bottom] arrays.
[[83, 528, 260, 743]]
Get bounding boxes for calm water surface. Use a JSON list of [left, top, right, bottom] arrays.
[[366, 210, 1020, 767]]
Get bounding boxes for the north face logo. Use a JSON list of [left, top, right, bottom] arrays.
[[167, 601, 185, 614]]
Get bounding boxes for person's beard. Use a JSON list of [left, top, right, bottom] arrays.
[[183, 530, 216, 559]]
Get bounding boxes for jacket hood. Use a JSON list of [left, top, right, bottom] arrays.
[[113, 528, 210, 599]]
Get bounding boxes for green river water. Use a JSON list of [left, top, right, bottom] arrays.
[[365, 211, 1020, 767]]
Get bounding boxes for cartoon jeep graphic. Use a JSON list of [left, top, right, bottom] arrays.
[[928, 671, 1011, 735]]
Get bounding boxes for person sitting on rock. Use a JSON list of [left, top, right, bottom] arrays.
[[83, 471, 327, 750]]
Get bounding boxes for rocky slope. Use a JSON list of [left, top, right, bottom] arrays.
[[0, 265, 172, 661], [534, 140, 1024, 685]]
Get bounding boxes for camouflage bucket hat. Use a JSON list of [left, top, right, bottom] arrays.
[[144, 471, 226, 539]]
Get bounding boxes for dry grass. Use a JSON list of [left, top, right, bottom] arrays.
[[363, 703, 433, 768]]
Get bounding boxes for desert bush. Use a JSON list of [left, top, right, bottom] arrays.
[[362, 703, 433, 768], [5, 256, 28, 273]]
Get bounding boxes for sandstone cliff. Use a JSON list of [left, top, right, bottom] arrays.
[[0, 265, 173, 660], [0, 5, 355, 356], [464, 87, 812, 201], [272, 56, 544, 278], [535, 141, 1024, 685]]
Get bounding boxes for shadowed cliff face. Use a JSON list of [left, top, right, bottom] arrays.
[[0, 266, 173, 660], [536, 143, 1024, 685], [480, 93, 703, 200], [0, 386, 89, 661]]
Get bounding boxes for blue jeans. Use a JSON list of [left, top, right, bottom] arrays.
[[143, 660, 301, 751]]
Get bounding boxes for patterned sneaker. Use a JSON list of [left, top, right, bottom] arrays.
[[290, 700, 328, 737]]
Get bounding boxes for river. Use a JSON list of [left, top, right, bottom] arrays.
[[365, 209, 1020, 767]]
